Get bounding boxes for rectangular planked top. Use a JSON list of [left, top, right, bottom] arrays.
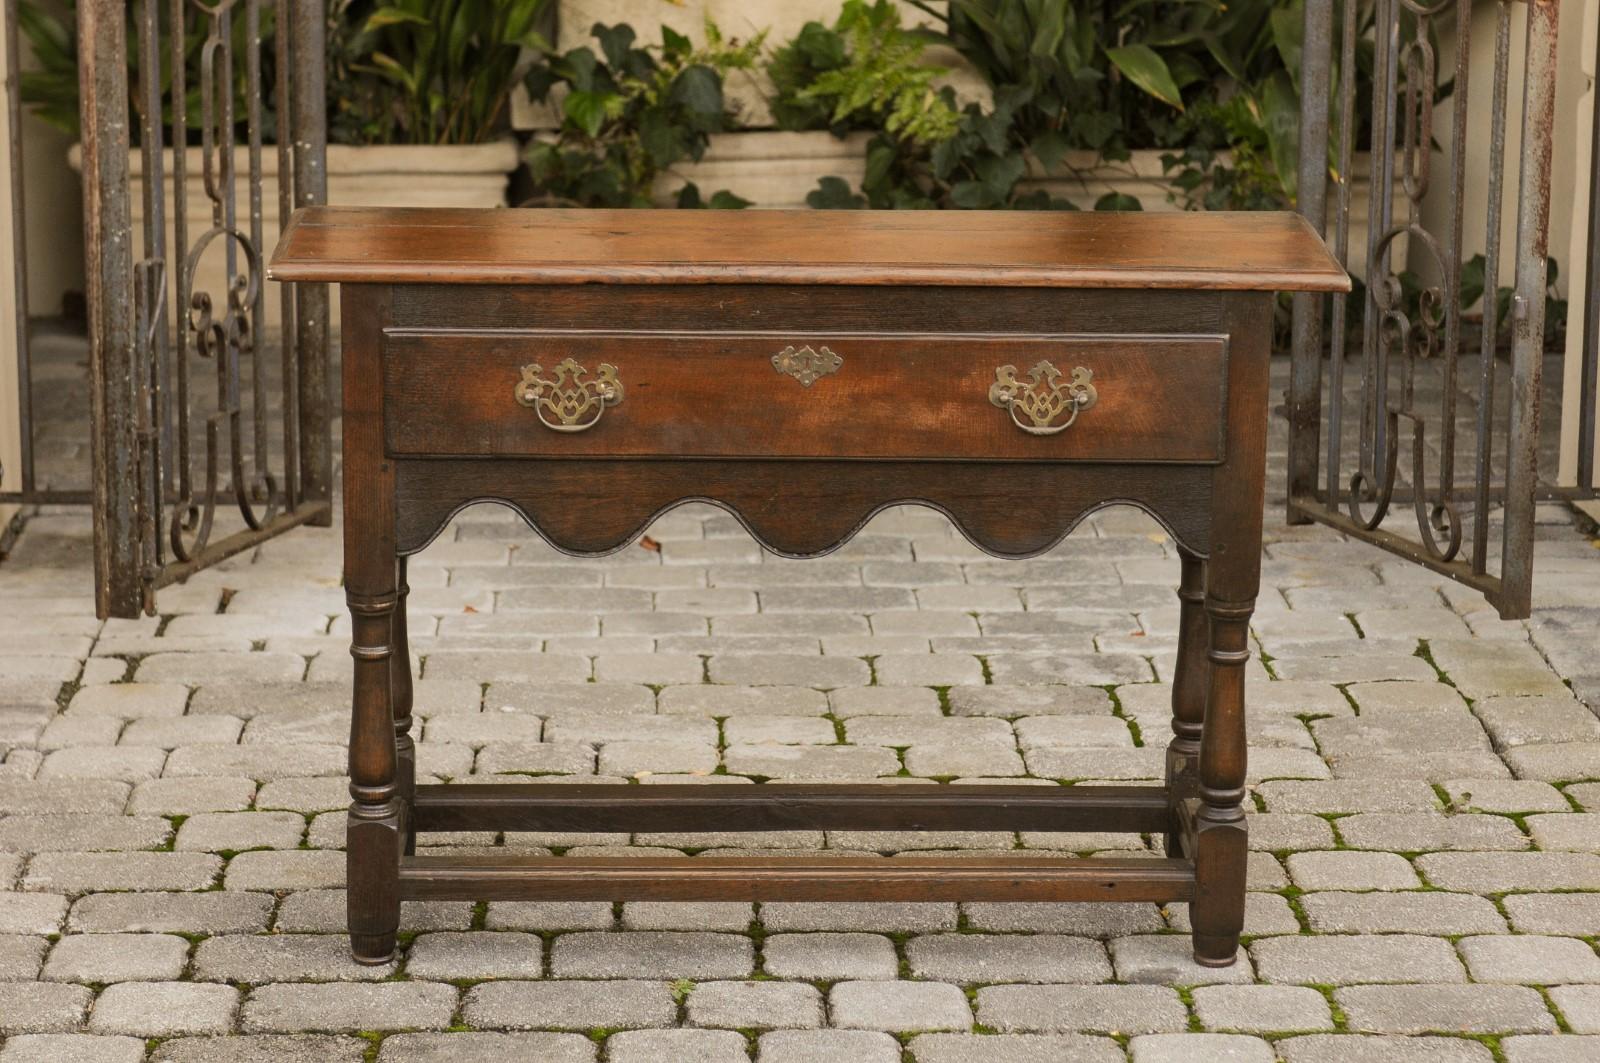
[[268, 206, 1349, 292]]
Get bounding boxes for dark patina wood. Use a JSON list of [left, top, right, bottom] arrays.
[[398, 855, 1198, 904], [412, 782, 1174, 834], [269, 207, 1347, 970]]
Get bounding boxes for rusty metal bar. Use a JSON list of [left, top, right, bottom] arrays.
[[1284, 0, 1563, 620], [1495, 0, 1561, 619], [135, 0, 169, 608], [79, 0, 142, 618], [151, 499, 328, 590], [1472, 1, 1513, 575], [1287, 0, 1334, 526], [276, 0, 301, 510], [290, 3, 332, 525], [1324, 0, 1357, 513], [1580, 1, 1600, 492]]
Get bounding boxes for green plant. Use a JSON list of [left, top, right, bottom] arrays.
[[16, 0, 272, 140], [788, 0, 1391, 215], [336, 0, 552, 145], [15, 0, 80, 134], [1461, 254, 1567, 351], [768, 0, 959, 146], [796, 0, 1245, 210], [522, 20, 761, 208]]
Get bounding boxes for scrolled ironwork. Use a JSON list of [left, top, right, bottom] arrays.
[[65, 0, 331, 613], [1287, 0, 1562, 619]]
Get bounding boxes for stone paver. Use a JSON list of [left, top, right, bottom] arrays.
[[89, 982, 240, 1037], [1, 375, 1598, 1055], [1336, 984, 1556, 1034], [241, 982, 457, 1033]]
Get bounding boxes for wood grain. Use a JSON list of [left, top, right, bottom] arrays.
[[269, 206, 1350, 291], [397, 854, 1198, 903], [321, 209, 1301, 968], [412, 782, 1173, 834], [391, 458, 1216, 559], [381, 329, 1230, 463]]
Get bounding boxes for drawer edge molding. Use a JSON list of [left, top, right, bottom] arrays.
[[392, 459, 1213, 561]]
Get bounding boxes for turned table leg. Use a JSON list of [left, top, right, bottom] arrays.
[[342, 285, 402, 965], [1190, 587, 1253, 966], [346, 579, 403, 965], [1165, 549, 1208, 856], [392, 557, 417, 857], [1187, 290, 1269, 967]]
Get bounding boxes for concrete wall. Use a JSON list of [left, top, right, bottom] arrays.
[[17, 0, 83, 317], [1560, 0, 1600, 488], [1422, 0, 1586, 299], [1, 6, 24, 530]]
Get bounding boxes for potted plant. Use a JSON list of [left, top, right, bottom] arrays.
[[769, 0, 1400, 263], [25, 0, 546, 325], [517, 18, 764, 208], [507, 2, 945, 209]]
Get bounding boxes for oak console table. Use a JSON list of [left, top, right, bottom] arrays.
[[269, 207, 1347, 968]]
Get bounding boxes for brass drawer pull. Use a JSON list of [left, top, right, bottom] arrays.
[[989, 361, 1097, 435], [515, 358, 623, 432]]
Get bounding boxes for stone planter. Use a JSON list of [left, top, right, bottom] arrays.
[[1020, 148, 1405, 279], [70, 140, 520, 327], [652, 130, 872, 209], [655, 134, 1402, 279]]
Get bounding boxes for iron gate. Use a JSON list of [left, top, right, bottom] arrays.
[[1285, 0, 1584, 620], [0, 0, 331, 618], [4, 1, 1595, 620]]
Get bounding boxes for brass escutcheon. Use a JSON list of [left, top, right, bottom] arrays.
[[772, 344, 842, 387], [514, 358, 623, 432], [989, 361, 1097, 435]]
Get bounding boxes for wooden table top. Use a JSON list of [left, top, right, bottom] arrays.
[[268, 207, 1350, 292]]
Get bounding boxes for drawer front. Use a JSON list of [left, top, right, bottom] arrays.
[[382, 330, 1229, 463]]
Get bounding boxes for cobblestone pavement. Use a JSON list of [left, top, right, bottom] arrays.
[[3, 368, 1600, 1061]]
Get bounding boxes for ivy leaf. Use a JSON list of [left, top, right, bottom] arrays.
[[563, 90, 615, 138], [807, 175, 867, 210], [676, 182, 705, 209], [1030, 130, 1069, 175], [670, 65, 724, 118], [975, 152, 1025, 200], [1459, 255, 1488, 310], [708, 189, 753, 209], [556, 48, 600, 94], [864, 139, 897, 191], [593, 22, 636, 70], [950, 179, 999, 209], [639, 107, 688, 166], [1105, 44, 1184, 111], [931, 134, 970, 181], [661, 25, 692, 57], [1094, 192, 1143, 211]]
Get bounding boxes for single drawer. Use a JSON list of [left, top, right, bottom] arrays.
[[382, 329, 1230, 463]]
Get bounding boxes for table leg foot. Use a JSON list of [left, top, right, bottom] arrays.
[[1189, 805, 1247, 967], [1191, 933, 1241, 967], [349, 933, 397, 966], [347, 799, 402, 965]]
